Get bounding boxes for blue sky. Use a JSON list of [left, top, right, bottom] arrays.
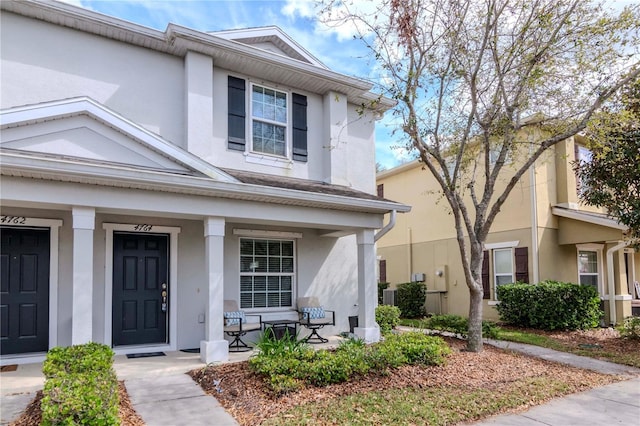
[[61, 0, 411, 170]]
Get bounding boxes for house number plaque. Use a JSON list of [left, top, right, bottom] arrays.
[[0, 215, 27, 224], [133, 224, 153, 231]]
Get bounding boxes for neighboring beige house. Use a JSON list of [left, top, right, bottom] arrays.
[[0, 0, 409, 365], [376, 135, 638, 324]]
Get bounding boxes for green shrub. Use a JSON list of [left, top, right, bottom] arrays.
[[380, 332, 451, 366], [378, 282, 389, 304], [41, 343, 119, 426], [249, 331, 451, 393], [619, 316, 640, 339], [376, 305, 401, 335], [396, 281, 427, 318], [423, 314, 500, 339], [497, 281, 602, 330]]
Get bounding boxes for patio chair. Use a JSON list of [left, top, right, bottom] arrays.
[[223, 300, 262, 352], [297, 296, 335, 344]]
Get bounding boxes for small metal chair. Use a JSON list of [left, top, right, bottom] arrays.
[[223, 300, 262, 352], [297, 296, 335, 344]]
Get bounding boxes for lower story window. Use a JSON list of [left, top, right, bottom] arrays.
[[578, 250, 599, 290], [493, 248, 515, 297], [240, 238, 294, 309]]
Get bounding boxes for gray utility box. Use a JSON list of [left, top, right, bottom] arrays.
[[382, 288, 397, 306]]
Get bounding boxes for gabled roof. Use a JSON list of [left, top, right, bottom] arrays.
[[1, 0, 394, 113], [551, 205, 627, 231], [0, 97, 238, 182], [211, 26, 328, 69]]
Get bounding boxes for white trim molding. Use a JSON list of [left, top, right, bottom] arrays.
[[0, 216, 63, 364], [233, 228, 303, 239], [483, 240, 519, 250], [102, 223, 181, 352]]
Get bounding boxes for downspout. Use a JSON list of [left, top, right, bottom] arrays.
[[529, 138, 540, 283], [606, 240, 632, 325], [374, 209, 397, 242]]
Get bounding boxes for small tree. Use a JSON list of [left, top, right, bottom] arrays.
[[575, 77, 640, 244], [320, 0, 640, 351]]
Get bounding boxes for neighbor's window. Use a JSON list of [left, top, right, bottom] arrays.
[[251, 84, 288, 157], [240, 238, 294, 309], [578, 250, 599, 291], [575, 144, 593, 195], [493, 248, 514, 295]]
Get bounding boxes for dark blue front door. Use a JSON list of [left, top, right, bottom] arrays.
[[0, 227, 50, 355], [112, 233, 168, 346]]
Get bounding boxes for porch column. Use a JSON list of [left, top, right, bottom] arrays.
[[200, 217, 228, 363], [355, 229, 381, 343], [72, 206, 95, 345]]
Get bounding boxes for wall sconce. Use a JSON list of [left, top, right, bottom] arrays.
[[435, 270, 444, 277]]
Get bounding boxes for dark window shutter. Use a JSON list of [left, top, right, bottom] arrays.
[[292, 93, 308, 162], [515, 247, 529, 283], [482, 250, 490, 299], [377, 184, 384, 198], [228, 76, 246, 151], [379, 259, 387, 283]]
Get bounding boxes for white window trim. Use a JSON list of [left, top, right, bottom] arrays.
[[239, 237, 296, 311], [484, 240, 519, 250], [0, 217, 62, 364], [249, 82, 291, 160], [576, 243, 604, 296], [493, 247, 515, 300], [103, 223, 180, 355]]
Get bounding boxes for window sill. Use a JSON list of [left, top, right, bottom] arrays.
[[488, 300, 501, 306], [245, 152, 293, 169]]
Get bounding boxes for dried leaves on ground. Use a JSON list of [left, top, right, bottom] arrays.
[[190, 337, 624, 426], [9, 381, 144, 426]]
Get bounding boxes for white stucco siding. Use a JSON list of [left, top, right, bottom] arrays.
[[346, 105, 377, 194], [0, 13, 185, 147]]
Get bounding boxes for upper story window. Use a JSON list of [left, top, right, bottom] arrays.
[[251, 85, 288, 157], [575, 144, 592, 195], [227, 76, 308, 164]]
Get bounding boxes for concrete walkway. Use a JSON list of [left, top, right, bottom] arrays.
[[1, 337, 639, 425]]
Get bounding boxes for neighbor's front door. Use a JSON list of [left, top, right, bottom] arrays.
[[0, 227, 50, 355], [112, 232, 168, 346]]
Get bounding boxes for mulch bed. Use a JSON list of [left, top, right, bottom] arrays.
[[189, 337, 625, 425], [9, 381, 144, 426]]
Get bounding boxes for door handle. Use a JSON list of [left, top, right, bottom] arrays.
[[161, 283, 167, 312]]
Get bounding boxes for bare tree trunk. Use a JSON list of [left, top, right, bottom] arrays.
[[465, 241, 485, 352], [467, 281, 484, 352]]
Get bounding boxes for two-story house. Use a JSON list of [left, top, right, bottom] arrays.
[[0, 0, 409, 365], [376, 134, 638, 325]]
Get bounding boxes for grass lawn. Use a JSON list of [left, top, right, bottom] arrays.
[[398, 318, 640, 369], [192, 336, 621, 425], [262, 378, 573, 425]]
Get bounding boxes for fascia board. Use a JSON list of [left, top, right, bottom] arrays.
[[0, 97, 238, 183], [0, 152, 411, 214], [167, 25, 372, 90], [551, 206, 627, 231]]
